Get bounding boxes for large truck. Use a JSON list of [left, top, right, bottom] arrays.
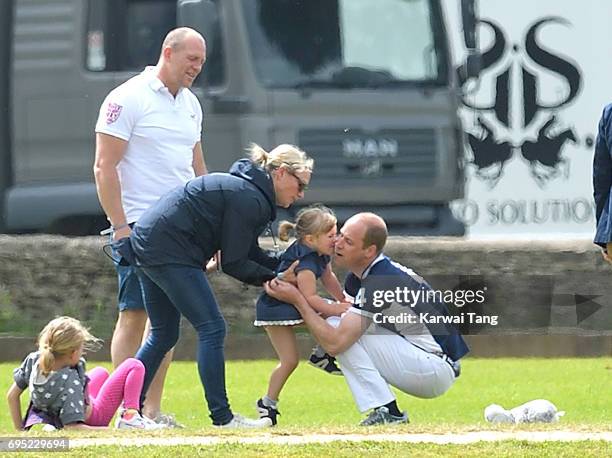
[[0, 0, 479, 235]]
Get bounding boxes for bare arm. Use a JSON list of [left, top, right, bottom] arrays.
[[320, 264, 345, 302], [192, 141, 208, 176], [7, 383, 24, 431], [265, 279, 366, 355], [93, 133, 131, 240], [297, 269, 349, 317]]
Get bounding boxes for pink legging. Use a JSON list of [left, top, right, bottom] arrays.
[[84, 358, 145, 426]]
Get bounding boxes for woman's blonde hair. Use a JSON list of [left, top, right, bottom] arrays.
[[279, 205, 337, 242], [37, 316, 102, 375], [248, 143, 313, 174]]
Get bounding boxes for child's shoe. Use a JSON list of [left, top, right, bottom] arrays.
[[115, 409, 165, 430], [148, 412, 185, 429], [255, 398, 280, 426], [308, 347, 343, 375]]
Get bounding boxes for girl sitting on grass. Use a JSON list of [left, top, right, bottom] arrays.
[[254, 205, 351, 425], [6, 316, 163, 431]]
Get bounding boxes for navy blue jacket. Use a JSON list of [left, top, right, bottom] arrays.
[[130, 159, 280, 285], [593, 104, 612, 248], [256, 241, 330, 312], [345, 254, 469, 362]]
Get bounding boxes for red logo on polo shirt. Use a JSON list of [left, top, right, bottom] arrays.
[[106, 102, 123, 124]]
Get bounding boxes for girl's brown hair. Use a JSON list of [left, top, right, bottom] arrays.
[[278, 205, 336, 242], [37, 316, 102, 375]]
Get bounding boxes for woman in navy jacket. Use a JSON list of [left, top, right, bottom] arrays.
[[128, 143, 313, 427]]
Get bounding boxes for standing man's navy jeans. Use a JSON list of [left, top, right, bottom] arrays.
[[135, 264, 232, 425]]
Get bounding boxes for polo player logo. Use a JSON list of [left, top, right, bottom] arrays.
[[459, 17, 582, 189], [521, 115, 576, 186], [467, 116, 513, 185]]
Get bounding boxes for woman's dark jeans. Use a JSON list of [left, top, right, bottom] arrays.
[[135, 264, 232, 425]]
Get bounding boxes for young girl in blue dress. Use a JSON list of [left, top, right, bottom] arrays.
[[254, 205, 350, 425]]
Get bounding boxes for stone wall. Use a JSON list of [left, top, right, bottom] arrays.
[[0, 235, 610, 360]]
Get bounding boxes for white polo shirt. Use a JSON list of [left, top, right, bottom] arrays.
[[95, 66, 203, 223]]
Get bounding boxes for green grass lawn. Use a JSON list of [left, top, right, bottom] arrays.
[[0, 358, 610, 456], [1, 358, 610, 433]]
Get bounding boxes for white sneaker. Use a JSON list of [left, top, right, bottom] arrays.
[[115, 411, 166, 430], [216, 413, 273, 428], [141, 414, 168, 429], [149, 412, 184, 429]]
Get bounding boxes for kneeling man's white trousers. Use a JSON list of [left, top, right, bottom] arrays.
[[327, 316, 456, 413]]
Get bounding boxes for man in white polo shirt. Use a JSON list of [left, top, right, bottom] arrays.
[[93, 27, 207, 426]]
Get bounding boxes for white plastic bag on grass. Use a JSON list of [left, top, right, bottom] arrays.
[[484, 399, 565, 424]]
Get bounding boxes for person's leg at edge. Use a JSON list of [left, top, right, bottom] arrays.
[[112, 262, 174, 419], [140, 265, 233, 426], [140, 318, 174, 420], [86, 358, 145, 426], [134, 269, 181, 406], [111, 263, 147, 369], [111, 310, 147, 367], [264, 326, 299, 403]]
